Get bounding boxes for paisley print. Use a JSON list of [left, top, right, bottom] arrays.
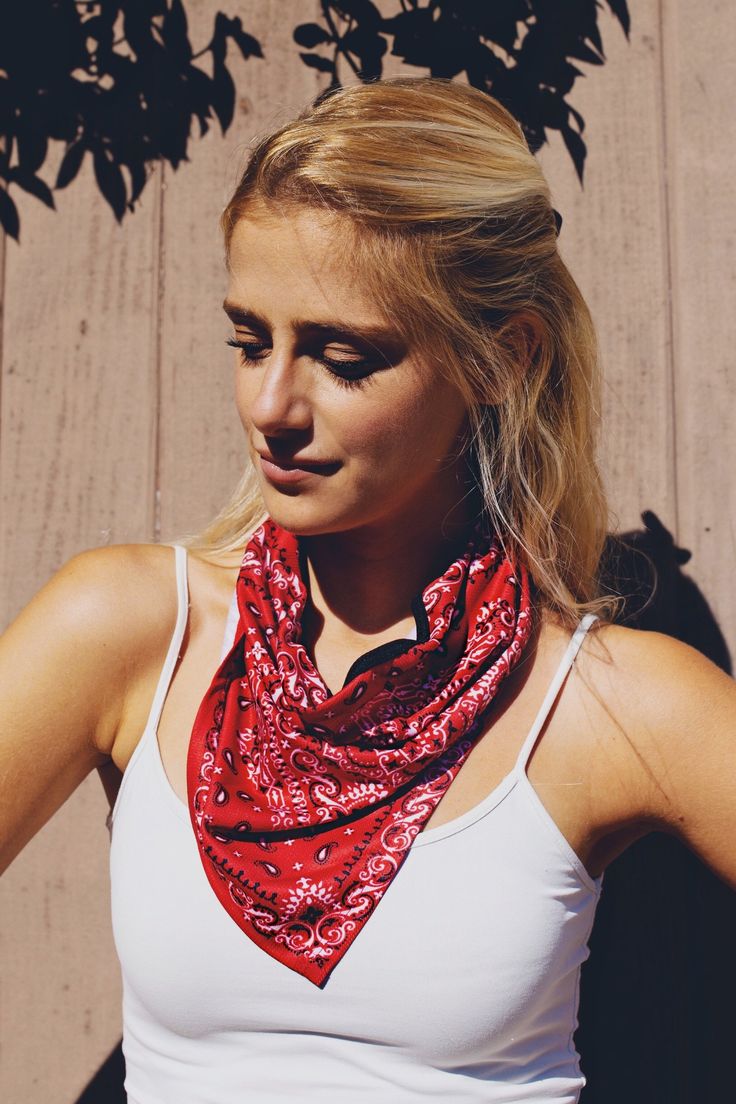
[[187, 514, 533, 986]]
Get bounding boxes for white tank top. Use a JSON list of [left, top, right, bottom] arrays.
[[107, 544, 604, 1104]]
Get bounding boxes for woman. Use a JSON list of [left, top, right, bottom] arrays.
[[1, 77, 734, 1103]]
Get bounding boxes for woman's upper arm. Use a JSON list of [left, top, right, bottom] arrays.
[[0, 546, 146, 875], [619, 628, 736, 891]]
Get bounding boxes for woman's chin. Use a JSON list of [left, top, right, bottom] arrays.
[[260, 501, 353, 537]]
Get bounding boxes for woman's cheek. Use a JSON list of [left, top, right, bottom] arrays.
[[346, 405, 401, 453]]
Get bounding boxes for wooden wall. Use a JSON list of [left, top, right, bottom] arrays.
[[1, 2, 734, 1100]]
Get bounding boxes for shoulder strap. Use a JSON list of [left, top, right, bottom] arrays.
[[220, 586, 241, 663], [146, 544, 190, 736], [513, 612, 599, 778]]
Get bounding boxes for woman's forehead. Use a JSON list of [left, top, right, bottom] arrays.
[[231, 198, 355, 249], [227, 216, 397, 332]]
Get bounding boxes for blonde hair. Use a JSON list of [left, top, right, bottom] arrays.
[[176, 76, 625, 630]]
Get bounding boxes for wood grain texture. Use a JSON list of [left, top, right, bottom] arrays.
[[664, 0, 736, 653], [536, 2, 676, 540], [0, 151, 160, 1099], [157, 1, 322, 545]]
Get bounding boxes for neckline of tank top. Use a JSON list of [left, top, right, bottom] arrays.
[[145, 699, 600, 890], [148, 584, 600, 887]]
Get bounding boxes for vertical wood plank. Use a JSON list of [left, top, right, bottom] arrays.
[[664, 0, 736, 651], [0, 148, 161, 1101], [535, 3, 676, 543], [157, 1, 323, 545]]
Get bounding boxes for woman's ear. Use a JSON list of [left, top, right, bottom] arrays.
[[482, 310, 544, 405], [497, 310, 544, 366]]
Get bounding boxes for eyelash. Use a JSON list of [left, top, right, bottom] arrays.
[[225, 338, 373, 390]]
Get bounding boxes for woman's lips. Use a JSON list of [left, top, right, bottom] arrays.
[[258, 455, 339, 483]]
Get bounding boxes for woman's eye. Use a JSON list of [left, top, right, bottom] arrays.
[[226, 338, 269, 361], [225, 337, 375, 390]]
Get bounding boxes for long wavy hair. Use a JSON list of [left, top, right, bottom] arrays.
[[175, 76, 625, 630]]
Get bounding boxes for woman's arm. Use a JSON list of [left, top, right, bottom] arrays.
[[0, 547, 140, 875]]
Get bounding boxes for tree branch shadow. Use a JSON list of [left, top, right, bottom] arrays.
[[1, 0, 632, 239], [0, 0, 263, 239]]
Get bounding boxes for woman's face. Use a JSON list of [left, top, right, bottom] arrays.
[[225, 201, 474, 539]]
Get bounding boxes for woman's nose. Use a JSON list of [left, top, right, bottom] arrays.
[[247, 354, 312, 434]]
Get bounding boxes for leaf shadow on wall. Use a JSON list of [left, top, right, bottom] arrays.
[[296, 0, 631, 177], [1, 0, 632, 239], [0, 0, 263, 240]]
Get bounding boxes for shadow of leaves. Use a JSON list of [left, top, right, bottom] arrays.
[[295, 0, 631, 180], [0, 0, 263, 238]]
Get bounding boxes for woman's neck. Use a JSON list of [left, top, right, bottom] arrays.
[[300, 493, 483, 642]]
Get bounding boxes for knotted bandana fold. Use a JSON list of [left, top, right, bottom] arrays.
[[187, 514, 533, 986]]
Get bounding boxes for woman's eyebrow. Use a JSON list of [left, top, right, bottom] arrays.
[[222, 300, 402, 347]]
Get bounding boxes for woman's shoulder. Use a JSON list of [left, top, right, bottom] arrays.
[[29, 542, 175, 650], [64, 540, 241, 617], [572, 614, 724, 713], [60, 541, 183, 643], [52, 542, 185, 691], [564, 614, 735, 838], [48, 542, 239, 748], [0, 544, 192, 870]]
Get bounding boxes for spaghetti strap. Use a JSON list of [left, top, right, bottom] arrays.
[[146, 544, 190, 737], [221, 586, 240, 663], [106, 544, 190, 834], [512, 612, 599, 779]]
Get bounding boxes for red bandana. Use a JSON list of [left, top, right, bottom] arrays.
[[187, 515, 533, 986]]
